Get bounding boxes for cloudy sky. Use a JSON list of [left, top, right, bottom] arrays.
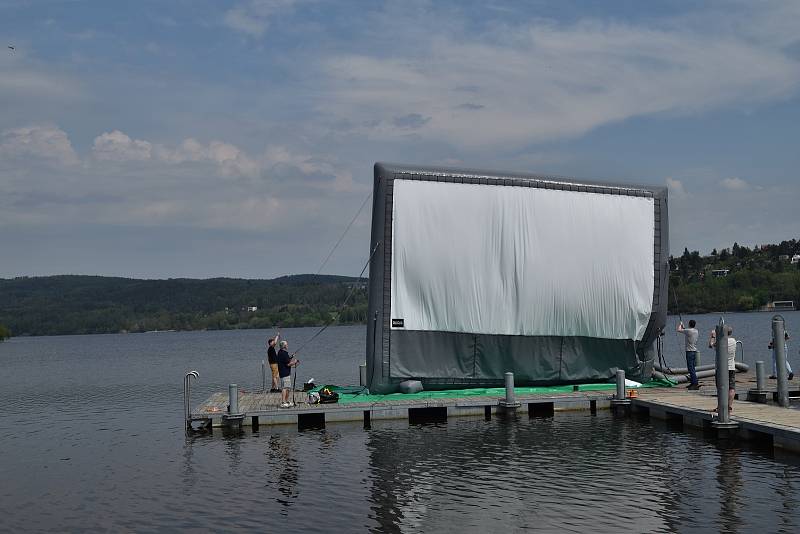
[[1, 0, 799, 279]]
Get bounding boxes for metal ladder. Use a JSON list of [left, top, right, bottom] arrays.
[[184, 371, 209, 432]]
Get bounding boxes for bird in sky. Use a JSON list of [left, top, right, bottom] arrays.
[[8, 45, 14, 52]]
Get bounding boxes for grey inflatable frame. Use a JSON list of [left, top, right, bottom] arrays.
[[366, 163, 669, 393]]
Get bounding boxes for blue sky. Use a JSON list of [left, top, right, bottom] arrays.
[[1, 0, 799, 279]]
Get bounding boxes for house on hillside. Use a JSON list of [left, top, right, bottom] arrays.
[[711, 269, 730, 278]]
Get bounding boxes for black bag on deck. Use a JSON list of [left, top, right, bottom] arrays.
[[319, 387, 339, 404]]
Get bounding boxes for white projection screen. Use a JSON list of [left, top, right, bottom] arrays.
[[390, 179, 655, 341]]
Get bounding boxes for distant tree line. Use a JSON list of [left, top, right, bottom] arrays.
[[0, 275, 368, 336], [670, 239, 800, 313], [2, 238, 798, 336]]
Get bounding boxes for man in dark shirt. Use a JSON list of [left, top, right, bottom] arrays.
[[277, 340, 299, 408], [267, 334, 280, 392]]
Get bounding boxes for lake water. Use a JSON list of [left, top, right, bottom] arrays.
[[2, 312, 800, 532]]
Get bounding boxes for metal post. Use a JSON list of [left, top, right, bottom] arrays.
[[773, 315, 789, 407], [505, 372, 515, 405], [611, 369, 631, 410], [756, 361, 766, 392], [359, 363, 367, 386], [499, 372, 520, 409], [228, 383, 239, 414], [747, 361, 768, 403], [262, 360, 267, 393], [616, 369, 626, 400], [715, 318, 730, 423]]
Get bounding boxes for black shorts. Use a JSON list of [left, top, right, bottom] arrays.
[[728, 370, 736, 387]]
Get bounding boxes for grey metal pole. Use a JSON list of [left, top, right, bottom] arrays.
[[504, 372, 516, 405], [773, 315, 789, 407], [228, 383, 239, 414], [616, 369, 626, 400], [715, 318, 730, 423], [756, 361, 766, 392], [262, 360, 267, 393]]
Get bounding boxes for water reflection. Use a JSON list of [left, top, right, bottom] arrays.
[[268, 434, 299, 511], [364, 415, 678, 532], [716, 445, 742, 533], [775, 464, 799, 532]]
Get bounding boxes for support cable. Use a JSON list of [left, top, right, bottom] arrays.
[[292, 241, 380, 357]]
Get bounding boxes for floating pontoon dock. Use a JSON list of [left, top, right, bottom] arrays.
[[633, 371, 800, 454], [188, 370, 800, 454], [189, 386, 613, 429]]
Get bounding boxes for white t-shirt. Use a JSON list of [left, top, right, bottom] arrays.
[[726, 337, 736, 371]]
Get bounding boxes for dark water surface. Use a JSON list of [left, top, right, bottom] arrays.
[[2, 313, 800, 532]]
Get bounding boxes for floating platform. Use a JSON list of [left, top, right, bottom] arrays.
[[632, 371, 800, 454], [190, 384, 632, 429], [190, 386, 613, 430], [189, 371, 800, 455]]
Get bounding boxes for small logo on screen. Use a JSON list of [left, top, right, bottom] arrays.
[[392, 318, 404, 328]]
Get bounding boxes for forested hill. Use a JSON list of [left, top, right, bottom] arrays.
[[2, 238, 799, 337], [0, 275, 367, 336], [670, 239, 800, 313]]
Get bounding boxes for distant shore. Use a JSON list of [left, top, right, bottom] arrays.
[[2, 239, 798, 338]]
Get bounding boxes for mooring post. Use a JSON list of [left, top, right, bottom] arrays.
[[616, 369, 625, 400], [773, 315, 789, 408], [261, 360, 267, 393], [747, 360, 769, 403], [610, 369, 631, 411], [711, 318, 737, 434], [505, 372, 515, 405], [228, 383, 239, 414], [223, 383, 245, 431], [499, 372, 520, 409], [715, 319, 730, 423], [756, 361, 766, 392]]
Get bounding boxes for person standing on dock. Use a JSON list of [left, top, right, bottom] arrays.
[[677, 319, 700, 390], [709, 325, 737, 413], [277, 340, 299, 408], [768, 330, 794, 381], [267, 334, 281, 392]]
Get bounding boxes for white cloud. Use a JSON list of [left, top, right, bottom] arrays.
[[155, 138, 260, 178], [84, 129, 357, 189], [665, 177, 686, 198], [720, 177, 750, 191], [92, 130, 153, 161], [0, 125, 79, 165], [223, 0, 299, 37], [322, 11, 800, 148]]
